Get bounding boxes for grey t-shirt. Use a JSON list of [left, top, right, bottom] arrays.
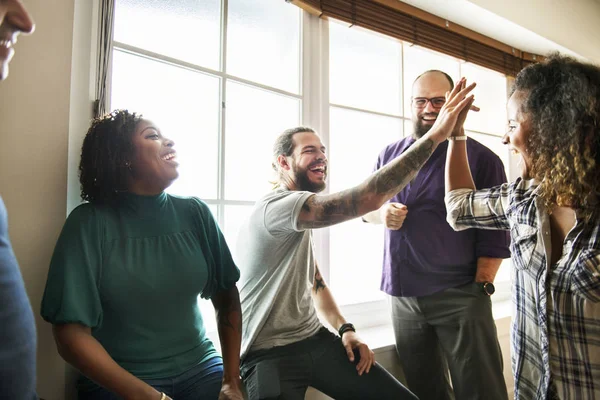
[[237, 189, 323, 359]]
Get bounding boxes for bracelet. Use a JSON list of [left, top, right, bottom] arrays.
[[448, 135, 467, 141], [338, 322, 356, 337], [160, 393, 167, 400]]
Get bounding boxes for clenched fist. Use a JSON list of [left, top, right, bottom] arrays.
[[379, 203, 408, 230]]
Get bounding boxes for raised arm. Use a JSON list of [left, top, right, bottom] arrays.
[[298, 80, 476, 230], [444, 84, 512, 232]]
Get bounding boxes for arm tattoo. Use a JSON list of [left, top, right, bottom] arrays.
[[369, 138, 435, 195], [215, 290, 242, 333], [298, 138, 435, 229], [313, 265, 326, 293]]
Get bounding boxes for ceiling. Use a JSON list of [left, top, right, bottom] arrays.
[[399, 0, 583, 59]]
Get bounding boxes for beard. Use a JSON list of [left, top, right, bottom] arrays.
[[412, 112, 438, 139], [294, 164, 326, 193]]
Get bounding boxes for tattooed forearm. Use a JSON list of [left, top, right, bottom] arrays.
[[313, 265, 326, 293], [300, 189, 360, 229], [297, 137, 436, 230], [369, 138, 435, 195]]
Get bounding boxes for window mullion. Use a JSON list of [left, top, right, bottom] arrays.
[[301, 12, 332, 283], [217, 0, 229, 225]]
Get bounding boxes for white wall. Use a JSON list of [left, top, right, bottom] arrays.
[[0, 0, 597, 399]]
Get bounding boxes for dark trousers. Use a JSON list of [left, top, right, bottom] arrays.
[[241, 327, 418, 400], [78, 357, 223, 400], [391, 282, 508, 400]]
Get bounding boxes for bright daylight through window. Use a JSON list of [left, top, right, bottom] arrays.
[[110, 0, 514, 331]]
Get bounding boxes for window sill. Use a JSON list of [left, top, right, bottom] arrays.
[[207, 299, 512, 355]]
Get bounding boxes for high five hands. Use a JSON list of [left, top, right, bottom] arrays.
[[428, 77, 478, 142]]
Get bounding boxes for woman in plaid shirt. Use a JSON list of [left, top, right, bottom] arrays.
[[445, 54, 600, 399]]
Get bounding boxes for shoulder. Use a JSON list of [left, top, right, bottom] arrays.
[[380, 137, 412, 158], [165, 193, 209, 210], [512, 177, 538, 195], [0, 197, 8, 234], [266, 190, 312, 207], [168, 194, 214, 220], [66, 202, 104, 222]]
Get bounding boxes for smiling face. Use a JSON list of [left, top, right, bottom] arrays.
[[280, 131, 327, 193], [0, 0, 34, 81], [127, 119, 179, 195], [503, 90, 533, 178], [411, 71, 453, 138]]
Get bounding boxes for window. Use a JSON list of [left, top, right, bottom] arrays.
[[111, 0, 302, 332], [327, 24, 513, 311], [110, 2, 512, 332]]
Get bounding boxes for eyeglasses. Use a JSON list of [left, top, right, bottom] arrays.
[[412, 97, 446, 109]]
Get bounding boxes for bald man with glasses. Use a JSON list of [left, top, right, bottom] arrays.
[[363, 70, 510, 400]]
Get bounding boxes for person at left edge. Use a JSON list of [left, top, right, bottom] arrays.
[[0, 1, 37, 399], [40, 110, 244, 400]]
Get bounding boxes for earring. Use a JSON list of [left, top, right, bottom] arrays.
[[125, 162, 132, 171]]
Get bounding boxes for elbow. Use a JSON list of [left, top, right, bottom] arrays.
[[446, 214, 461, 231], [52, 324, 88, 364], [445, 202, 463, 231]]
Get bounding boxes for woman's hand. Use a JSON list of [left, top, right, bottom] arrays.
[[427, 77, 477, 142], [218, 377, 245, 400]]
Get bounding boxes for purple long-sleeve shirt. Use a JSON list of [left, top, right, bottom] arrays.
[[374, 137, 510, 297]]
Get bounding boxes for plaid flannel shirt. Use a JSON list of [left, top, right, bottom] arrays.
[[445, 178, 600, 400]]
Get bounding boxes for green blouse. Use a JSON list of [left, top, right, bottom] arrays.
[[41, 192, 239, 383]]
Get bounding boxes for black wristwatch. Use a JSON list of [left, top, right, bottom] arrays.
[[338, 323, 356, 337], [478, 281, 495, 296]]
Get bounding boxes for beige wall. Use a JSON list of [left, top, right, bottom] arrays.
[[0, 1, 597, 399], [470, 0, 600, 63]]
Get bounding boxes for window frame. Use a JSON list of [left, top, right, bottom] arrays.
[[107, 3, 512, 332]]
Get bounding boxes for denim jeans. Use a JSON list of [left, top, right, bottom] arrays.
[[78, 356, 223, 400]]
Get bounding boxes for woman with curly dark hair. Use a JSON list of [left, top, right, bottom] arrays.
[[41, 110, 244, 400], [445, 54, 600, 399]]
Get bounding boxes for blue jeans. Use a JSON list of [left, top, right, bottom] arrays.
[[78, 357, 223, 400]]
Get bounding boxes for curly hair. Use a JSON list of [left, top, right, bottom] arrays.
[[79, 109, 142, 205], [513, 54, 600, 219]]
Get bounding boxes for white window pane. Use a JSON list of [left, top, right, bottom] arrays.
[[468, 131, 509, 178], [329, 107, 402, 305], [111, 50, 220, 199], [329, 219, 386, 305], [198, 299, 216, 333], [114, 0, 221, 70], [224, 81, 300, 201], [404, 118, 413, 139], [227, 0, 301, 94], [330, 21, 402, 115], [461, 63, 507, 135], [223, 205, 254, 266], [403, 44, 460, 118], [329, 107, 402, 192]]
